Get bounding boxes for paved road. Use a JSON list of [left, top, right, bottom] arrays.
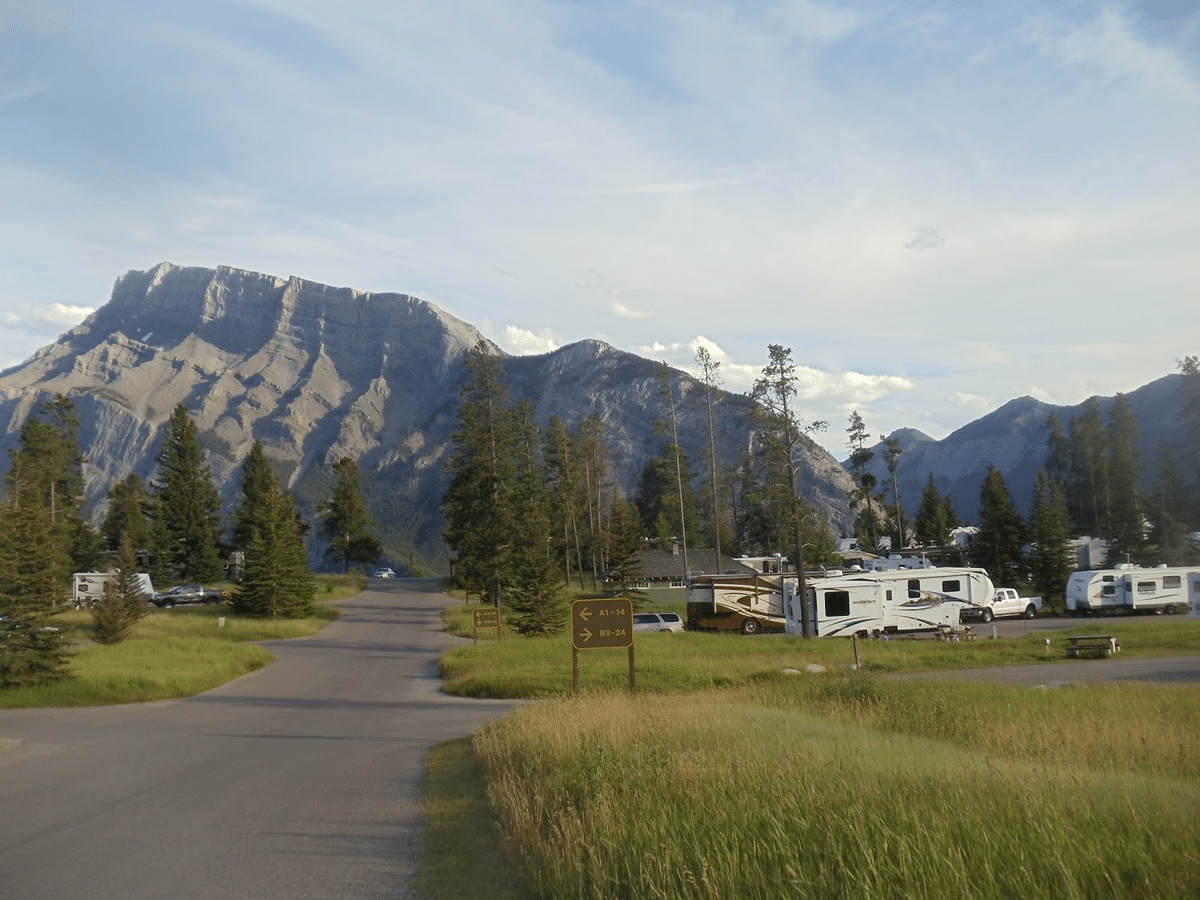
[[0, 578, 520, 900]]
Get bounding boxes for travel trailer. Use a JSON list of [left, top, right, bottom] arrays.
[[72, 571, 155, 609], [784, 567, 995, 637], [688, 566, 994, 636], [1065, 565, 1200, 616]]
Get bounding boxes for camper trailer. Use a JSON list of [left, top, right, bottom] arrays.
[[784, 567, 995, 637], [72, 571, 155, 609], [687, 572, 790, 634], [1065, 565, 1200, 616]]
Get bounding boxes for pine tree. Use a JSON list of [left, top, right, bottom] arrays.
[[693, 345, 727, 560], [576, 413, 611, 584], [750, 344, 827, 637], [90, 534, 149, 644], [845, 411, 880, 552], [605, 498, 648, 609], [974, 465, 1024, 585], [1178, 356, 1200, 524], [1106, 393, 1144, 559], [544, 415, 586, 589], [1066, 399, 1108, 536], [237, 488, 315, 618], [1028, 472, 1073, 612], [153, 404, 224, 582], [102, 473, 154, 552], [914, 473, 952, 547], [442, 341, 518, 605], [319, 457, 382, 574], [0, 480, 72, 687], [504, 399, 566, 635], [231, 440, 279, 552], [882, 436, 907, 549]]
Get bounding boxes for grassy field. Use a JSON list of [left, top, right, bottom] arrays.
[[0, 573, 361, 708], [425, 606, 1200, 900]]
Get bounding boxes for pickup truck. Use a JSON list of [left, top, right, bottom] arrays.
[[153, 584, 228, 607], [963, 588, 1042, 623]]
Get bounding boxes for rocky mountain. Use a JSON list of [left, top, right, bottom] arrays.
[[851, 374, 1192, 527], [0, 262, 856, 572]]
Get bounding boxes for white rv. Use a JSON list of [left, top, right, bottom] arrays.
[[687, 572, 790, 634], [72, 571, 155, 609], [1065, 565, 1200, 616], [784, 567, 995, 637]]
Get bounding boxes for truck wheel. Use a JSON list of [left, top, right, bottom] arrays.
[[1164, 604, 1177, 616], [981, 608, 994, 624], [741, 617, 761, 635], [1023, 605, 1036, 619]]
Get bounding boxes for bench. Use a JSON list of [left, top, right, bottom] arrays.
[[1066, 635, 1120, 658]]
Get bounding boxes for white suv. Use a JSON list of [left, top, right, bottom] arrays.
[[633, 612, 684, 633], [372, 568, 396, 578]]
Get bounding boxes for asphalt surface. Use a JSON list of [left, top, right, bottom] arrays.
[[0, 578, 521, 900]]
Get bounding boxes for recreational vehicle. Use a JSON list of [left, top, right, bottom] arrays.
[[72, 571, 155, 609], [784, 567, 995, 637], [687, 572, 790, 634], [1065, 565, 1200, 616]]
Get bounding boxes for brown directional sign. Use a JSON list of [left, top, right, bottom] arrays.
[[473, 607, 500, 629], [571, 598, 633, 650]]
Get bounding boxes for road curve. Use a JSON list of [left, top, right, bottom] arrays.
[[0, 578, 520, 900]]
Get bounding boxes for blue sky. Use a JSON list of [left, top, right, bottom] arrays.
[[2, 0, 1197, 455]]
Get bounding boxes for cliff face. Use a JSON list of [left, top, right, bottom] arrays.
[[0, 263, 855, 571]]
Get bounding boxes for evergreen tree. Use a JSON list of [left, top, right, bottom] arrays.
[[1148, 444, 1197, 563], [1028, 472, 1073, 612], [442, 341, 518, 605], [544, 415, 586, 589], [1178, 356, 1200, 524], [576, 414, 611, 583], [0, 480, 71, 687], [1044, 411, 1071, 495], [693, 345, 727, 560], [102, 473, 154, 552], [90, 533, 150, 644], [319, 456, 382, 574], [750, 344, 827, 637], [1065, 399, 1108, 536], [153, 404, 224, 582], [237, 487, 315, 618], [231, 440, 279, 552], [605, 498, 648, 609], [914, 473, 952, 547], [974, 465, 1024, 585], [882, 436, 907, 549], [1106, 393, 1144, 559], [504, 399, 566, 635], [845, 411, 880, 552]]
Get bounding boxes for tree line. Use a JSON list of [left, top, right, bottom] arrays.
[[0, 398, 381, 687]]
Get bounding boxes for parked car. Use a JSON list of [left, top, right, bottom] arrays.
[[372, 568, 396, 578], [633, 612, 684, 633], [153, 584, 227, 607]]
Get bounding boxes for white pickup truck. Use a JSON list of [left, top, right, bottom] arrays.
[[963, 588, 1042, 623]]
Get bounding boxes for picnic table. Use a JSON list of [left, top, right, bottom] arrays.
[[1066, 635, 1120, 658]]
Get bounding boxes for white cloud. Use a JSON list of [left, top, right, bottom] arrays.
[[45, 303, 94, 325], [502, 325, 560, 356], [905, 226, 945, 251]]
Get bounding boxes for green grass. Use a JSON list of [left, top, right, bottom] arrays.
[[0, 573, 357, 708], [439, 612, 1200, 698], [424, 607, 1200, 899]]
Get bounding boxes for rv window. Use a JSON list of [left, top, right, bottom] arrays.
[[1103, 575, 1115, 582], [1163, 575, 1182, 589], [907, 579, 921, 599], [941, 580, 961, 593], [1137, 580, 1155, 594], [823, 590, 850, 617], [1102, 584, 1116, 597]]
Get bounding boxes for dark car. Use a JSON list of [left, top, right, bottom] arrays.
[[153, 584, 226, 607]]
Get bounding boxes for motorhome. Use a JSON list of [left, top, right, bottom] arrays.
[[784, 567, 995, 637], [687, 572, 790, 634], [1065, 565, 1200, 616]]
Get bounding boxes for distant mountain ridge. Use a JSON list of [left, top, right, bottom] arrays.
[[850, 375, 1191, 526], [0, 262, 855, 571]]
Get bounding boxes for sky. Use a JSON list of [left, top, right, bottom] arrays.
[[2, 0, 1198, 456]]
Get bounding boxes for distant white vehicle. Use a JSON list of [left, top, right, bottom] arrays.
[[1066, 565, 1200, 616], [961, 588, 1042, 623], [73, 571, 155, 609], [372, 568, 396, 578], [633, 612, 684, 633]]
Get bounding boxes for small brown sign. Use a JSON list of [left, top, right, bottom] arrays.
[[473, 607, 501, 629], [571, 598, 633, 650]]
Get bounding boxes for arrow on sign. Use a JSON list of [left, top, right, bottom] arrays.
[[578, 607, 592, 622], [578, 628, 593, 643]]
